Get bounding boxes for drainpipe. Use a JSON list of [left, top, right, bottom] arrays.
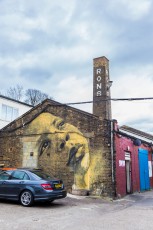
[[110, 120, 114, 183]]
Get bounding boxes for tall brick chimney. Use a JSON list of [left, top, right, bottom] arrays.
[[93, 56, 112, 119]]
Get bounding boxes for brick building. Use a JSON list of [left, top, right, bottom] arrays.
[[114, 123, 153, 197], [0, 56, 115, 197], [1, 56, 152, 199]]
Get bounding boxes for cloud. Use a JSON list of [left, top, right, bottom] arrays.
[[20, 68, 52, 83], [0, 0, 153, 133], [108, 0, 152, 20], [111, 63, 153, 133], [111, 65, 153, 98]]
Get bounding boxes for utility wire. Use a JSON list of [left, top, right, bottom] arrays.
[[66, 97, 153, 105], [2, 97, 153, 133]]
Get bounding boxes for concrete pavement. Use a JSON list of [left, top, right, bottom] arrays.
[[0, 191, 153, 229]]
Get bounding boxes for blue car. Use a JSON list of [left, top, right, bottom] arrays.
[[0, 169, 67, 207]]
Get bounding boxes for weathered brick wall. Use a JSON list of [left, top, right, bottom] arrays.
[[93, 57, 112, 120], [0, 101, 115, 197], [0, 135, 22, 168]]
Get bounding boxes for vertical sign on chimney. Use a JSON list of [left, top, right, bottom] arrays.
[[95, 67, 104, 97], [93, 56, 112, 119]]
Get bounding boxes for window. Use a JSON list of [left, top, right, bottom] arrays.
[[1, 104, 19, 121], [31, 171, 53, 180], [23, 173, 30, 180], [11, 171, 30, 180], [0, 171, 12, 180]]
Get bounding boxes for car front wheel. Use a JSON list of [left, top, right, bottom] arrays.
[[20, 190, 34, 207]]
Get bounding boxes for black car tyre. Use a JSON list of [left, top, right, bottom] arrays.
[[20, 190, 34, 207]]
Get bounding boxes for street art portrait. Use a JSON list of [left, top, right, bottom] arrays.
[[23, 112, 90, 190]]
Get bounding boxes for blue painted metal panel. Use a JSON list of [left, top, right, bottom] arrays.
[[138, 149, 150, 191]]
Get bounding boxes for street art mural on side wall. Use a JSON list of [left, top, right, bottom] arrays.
[[23, 112, 90, 190]]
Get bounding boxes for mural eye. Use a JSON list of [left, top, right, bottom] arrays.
[[39, 140, 51, 156], [57, 121, 65, 130], [43, 141, 49, 148], [52, 119, 65, 130]]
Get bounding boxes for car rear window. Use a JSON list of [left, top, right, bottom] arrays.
[[30, 171, 54, 180]]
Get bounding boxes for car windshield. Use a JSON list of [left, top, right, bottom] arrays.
[[30, 171, 54, 180]]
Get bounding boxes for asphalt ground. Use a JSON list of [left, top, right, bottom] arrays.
[[0, 191, 153, 230]]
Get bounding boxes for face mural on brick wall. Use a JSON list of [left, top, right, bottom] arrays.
[[24, 112, 90, 190]]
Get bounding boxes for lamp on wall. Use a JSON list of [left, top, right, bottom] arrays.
[[133, 139, 141, 146], [107, 81, 113, 90]]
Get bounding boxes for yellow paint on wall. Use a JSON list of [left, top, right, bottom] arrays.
[[24, 112, 90, 190]]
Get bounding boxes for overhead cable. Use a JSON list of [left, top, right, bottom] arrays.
[[66, 97, 153, 105]]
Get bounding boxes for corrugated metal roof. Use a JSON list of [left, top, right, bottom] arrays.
[[120, 125, 153, 144]]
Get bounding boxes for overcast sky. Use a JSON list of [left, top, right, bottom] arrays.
[[0, 0, 153, 133]]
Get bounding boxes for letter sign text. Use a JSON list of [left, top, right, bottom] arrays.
[[95, 67, 103, 97]]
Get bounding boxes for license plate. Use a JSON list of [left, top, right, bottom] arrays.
[[55, 183, 62, 189]]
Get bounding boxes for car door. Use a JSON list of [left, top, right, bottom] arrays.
[[4, 170, 30, 199], [0, 171, 12, 198]]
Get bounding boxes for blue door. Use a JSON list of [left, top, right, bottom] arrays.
[[138, 149, 150, 191]]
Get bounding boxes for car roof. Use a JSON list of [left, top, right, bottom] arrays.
[[0, 167, 42, 171]]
